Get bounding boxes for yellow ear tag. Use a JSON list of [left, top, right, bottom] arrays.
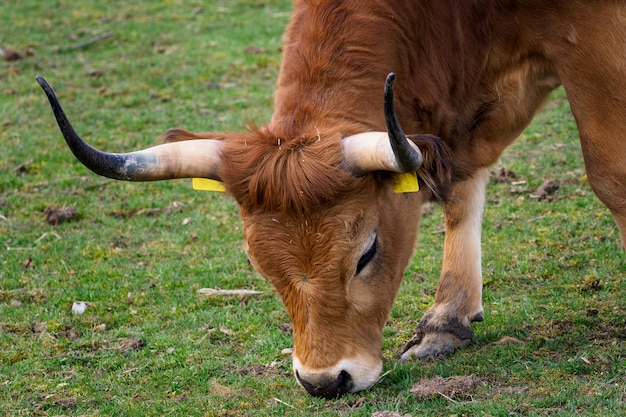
[[393, 172, 419, 193], [192, 178, 226, 192]]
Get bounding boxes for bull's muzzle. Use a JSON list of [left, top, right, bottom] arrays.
[[296, 369, 353, 399], [292, 355, 382, 398]]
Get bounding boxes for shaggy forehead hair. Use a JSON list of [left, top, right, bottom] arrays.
[[220, 126, 375, 215]]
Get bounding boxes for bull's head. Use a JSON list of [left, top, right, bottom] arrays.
[[36, 74, 447, 398]]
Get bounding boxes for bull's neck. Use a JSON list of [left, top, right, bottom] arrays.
[[269, 0, 416, 138], [268, 1, 524, 145]]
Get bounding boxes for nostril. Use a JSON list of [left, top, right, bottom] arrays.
[[296, 369, 354, 399], [337, 370, 351, 387], [336, 370, 353, 397]]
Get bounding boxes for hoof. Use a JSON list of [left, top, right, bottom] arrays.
[[399, 330, 470, 362]]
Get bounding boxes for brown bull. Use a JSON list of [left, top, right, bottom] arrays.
[[37, 0, 626, 399]]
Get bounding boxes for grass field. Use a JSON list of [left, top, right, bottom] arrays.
[[1, 1, 625, 415]]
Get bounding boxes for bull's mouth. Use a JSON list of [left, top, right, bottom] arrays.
[[295, 369, 354, 399]]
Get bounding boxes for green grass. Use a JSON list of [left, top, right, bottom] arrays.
[[1, 1, 625, 415]]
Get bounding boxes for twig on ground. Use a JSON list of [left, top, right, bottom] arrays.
[[436, 390, 459, 404], [198, 288, 263, 298], [53, 32, 114, 53], [271, 397, 299, 410], [6, 232, 61, 251]]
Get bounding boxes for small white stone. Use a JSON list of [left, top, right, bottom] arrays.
[[71, 301, 87, 315]]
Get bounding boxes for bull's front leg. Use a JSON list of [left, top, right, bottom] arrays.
[[401, 168, 489, 361]]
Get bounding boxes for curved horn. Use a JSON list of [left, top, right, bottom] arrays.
[[384, 73, 423, 171], [36, 76, 223, 181], [341, 72, 423, 174]]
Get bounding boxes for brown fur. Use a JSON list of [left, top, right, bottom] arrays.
[[220, 126, 364, 215]]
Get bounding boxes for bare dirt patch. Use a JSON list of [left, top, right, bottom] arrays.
[[1, 46, 27, 61], [531, 179, 560, 201], [411, 375, 530, 402], [56, 327, 81, 340], [235, 362, 290, 378], [527, 319, 626, 342], [44, 205, 79, 225], [491, 167, 518, 183], [53, 397, 77, 409], [113, 337, 145, 352], [211, 379, 234, 397], [410, 375, 479, 400], [278, 322, 293, 334]]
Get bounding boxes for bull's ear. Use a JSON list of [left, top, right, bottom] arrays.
[[161, 128, 229, 143], [406, 133, 448, 172], [406, 133, 451, 200]]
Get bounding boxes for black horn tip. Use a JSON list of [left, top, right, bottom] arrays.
[[383, 72, 423, 172], [35, 75, 76, 143], [35, 76, 128, 180], [383, 72, 400, 137], [36, 75, 52, 94], [385, 72, 396, 92]]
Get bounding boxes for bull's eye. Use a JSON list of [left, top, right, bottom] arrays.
[[356, 237, 378, 275]]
